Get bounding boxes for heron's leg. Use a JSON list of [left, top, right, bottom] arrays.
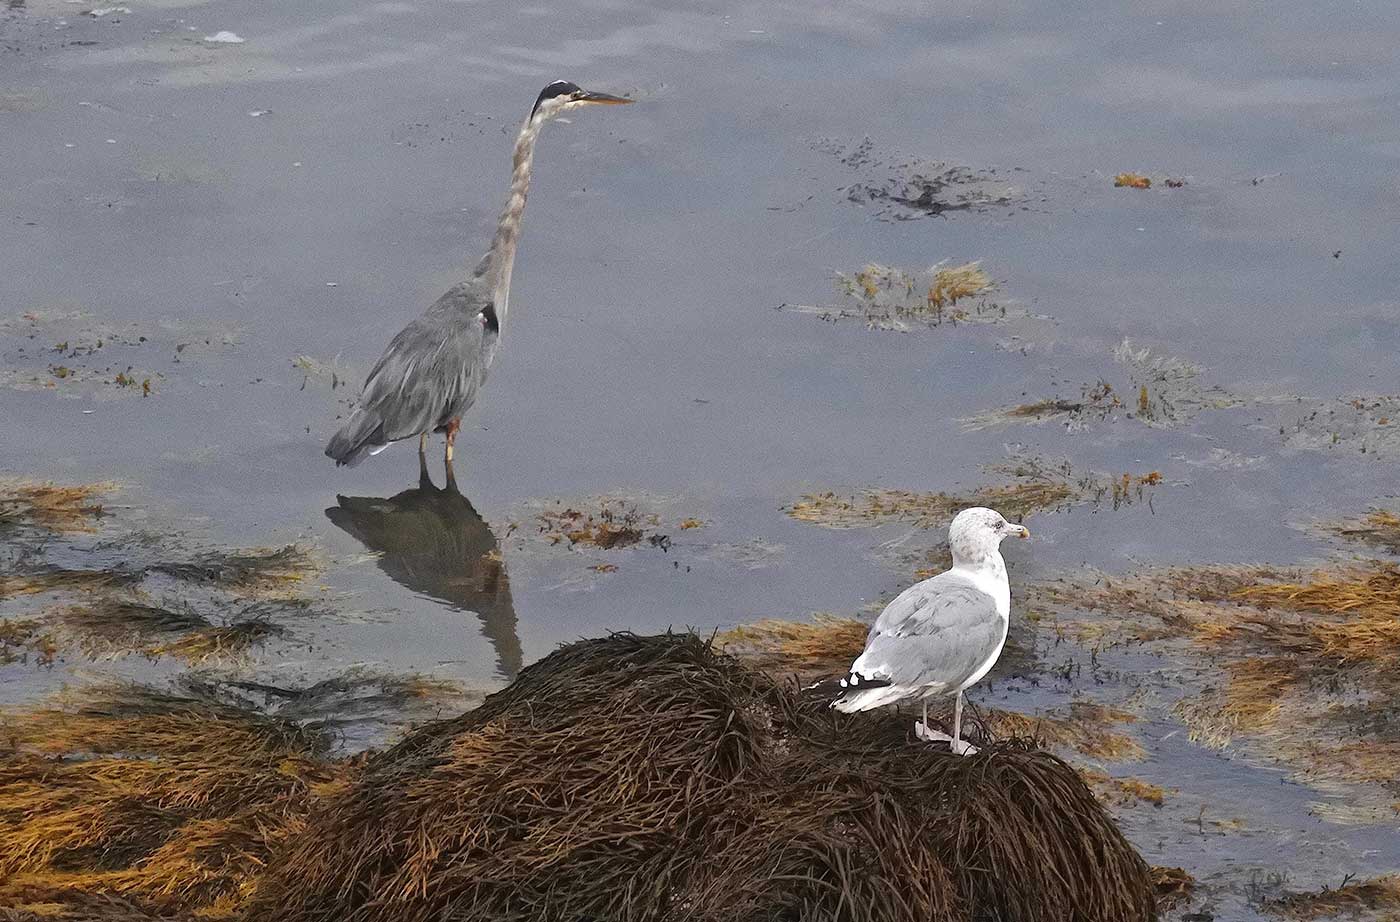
[[416, 440, 433, 490], [418, 432, 427, 454], [444, 418, 461, 464]]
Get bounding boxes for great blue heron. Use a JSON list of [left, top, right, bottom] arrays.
[[325, 80, 632, 468], [827, 507, 1028, 756]]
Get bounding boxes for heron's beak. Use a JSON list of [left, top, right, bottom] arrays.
[[579, 91, 633, 105]]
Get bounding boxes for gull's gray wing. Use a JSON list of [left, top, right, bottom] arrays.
[[851, 571, 1005, 693]]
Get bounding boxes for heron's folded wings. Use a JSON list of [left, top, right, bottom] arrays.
[[356, 285, 497, 442]]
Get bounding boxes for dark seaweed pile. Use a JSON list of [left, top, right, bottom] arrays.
[[250, 632, 1154, 922]]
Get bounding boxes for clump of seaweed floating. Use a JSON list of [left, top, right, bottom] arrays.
[[1113, 172, 1152, 189], [988, 702, 1147, 763], [517, 496, 780, 578], [784, 260, 1036, 333], [0, 565, 140, 601], [247, 632, 1155, 922], [1084, 771, 1169, 807], [49, 596, 208, 656], [787, 488, 973, 529], [1262, 875, 1400, 920], [146, 545, 319, 598], [529, 497, 687, 553], [1179, 562, 1400, 673], [538, 502, 650, 549], [1325, 508, 1400, 554], [786, 457, 1160, 531], [186, 669, 472, 734], [1, 547, 321, 664], [812, 137, 1029, 219], [2, 594, 308, 667], [1114, 339, 1243, 427], [142, 618, 285, 663], [786, 463, 1075, 530], [1037, 560, 1400, 687], [838, 261, 995, 325], [965, 340, 1241, 432], [1, 482, 316, 602], [961, 380, 1122, 431], [1150, 866, 1195, 911], [0, 479, 114, 535], [0, 618, 57, 666], [1, 480, 322, 664], [0, 682, 347, 918], [1036, 556, 1400, 815]]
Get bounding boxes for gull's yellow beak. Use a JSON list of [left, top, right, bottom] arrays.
[[579, 91, 633, 105], [1013, 524, 1030, 539]]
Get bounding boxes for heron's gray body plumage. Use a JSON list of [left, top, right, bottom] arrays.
[[832, 571, 1007, 713], [325, 281, 498, 467]]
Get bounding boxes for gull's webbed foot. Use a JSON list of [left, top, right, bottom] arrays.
[[914, 720, 952, 743], [950, 739, 980, 757]]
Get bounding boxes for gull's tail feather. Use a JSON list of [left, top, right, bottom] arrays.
[[325, 410, 386, 468], [804, 676, 850, 700], [808, 670, 902, 713], [832, 682, 906, 713]]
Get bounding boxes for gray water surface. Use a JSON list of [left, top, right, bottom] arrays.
[[3, 0, 1400, 915]]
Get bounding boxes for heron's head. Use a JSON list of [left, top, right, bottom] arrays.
[[530, 80, 632, 122], [948, 506, 1028, 565]]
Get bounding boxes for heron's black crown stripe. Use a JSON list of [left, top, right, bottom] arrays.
[[531, 80, 581, 117]]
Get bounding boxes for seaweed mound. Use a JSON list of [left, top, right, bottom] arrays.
[[0, 684, 343, 918], [250, 633, 1154, 922]]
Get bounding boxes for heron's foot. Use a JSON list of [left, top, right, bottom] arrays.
[[914, 720, 951, 743], [950, 739, 980, 757]]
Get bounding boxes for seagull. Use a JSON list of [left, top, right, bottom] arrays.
[[830, 506, 1028, 755]]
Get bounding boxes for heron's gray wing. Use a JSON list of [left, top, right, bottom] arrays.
[[852, 572, 1004, 692], [356, 284, 497, 442]]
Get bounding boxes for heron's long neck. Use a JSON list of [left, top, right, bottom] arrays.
[[478, 115, 544, 328]]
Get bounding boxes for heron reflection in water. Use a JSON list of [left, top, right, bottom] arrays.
[[325, 459, 521, 679]]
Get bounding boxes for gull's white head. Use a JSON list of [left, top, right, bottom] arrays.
[[948, 506, 1029, 567], [529, 80, 633, 123]]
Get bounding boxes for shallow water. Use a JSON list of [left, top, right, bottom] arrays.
[[3, 0, 1400, 916]]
